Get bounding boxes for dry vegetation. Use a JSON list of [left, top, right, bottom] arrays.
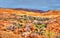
[[0, 8, 60, 38]]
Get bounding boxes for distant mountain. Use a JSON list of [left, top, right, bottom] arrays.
[[12, 8, 47, 13]]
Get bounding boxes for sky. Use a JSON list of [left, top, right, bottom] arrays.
[[0, 0, 60, 11]]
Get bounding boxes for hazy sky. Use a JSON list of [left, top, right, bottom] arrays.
[[0, 0, 60, 11]]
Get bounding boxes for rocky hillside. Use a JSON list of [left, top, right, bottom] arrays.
[[0, 8, 60, 38]]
